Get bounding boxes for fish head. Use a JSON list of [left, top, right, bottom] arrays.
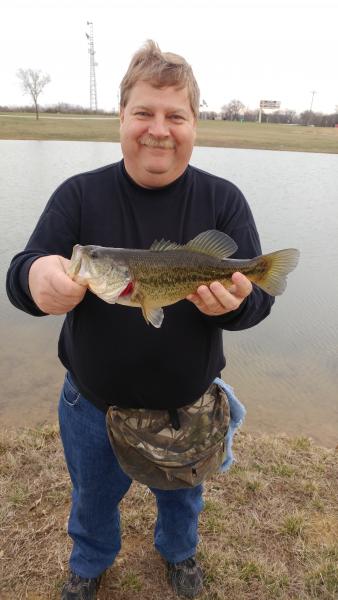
[[68, 245, 130, 290]]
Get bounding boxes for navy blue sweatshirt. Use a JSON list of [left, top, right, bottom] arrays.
[[6, 160, 274, 412]]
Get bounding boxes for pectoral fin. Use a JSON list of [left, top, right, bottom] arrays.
[[141, 304, 164, 328], [131, 287, 165, 328]]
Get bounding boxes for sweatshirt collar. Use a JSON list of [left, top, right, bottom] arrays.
[[119, 160, 190, 199]]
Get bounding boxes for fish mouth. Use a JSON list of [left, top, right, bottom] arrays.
[[68, 244, 83, 279]]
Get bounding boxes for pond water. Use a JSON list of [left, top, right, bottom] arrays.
[[1, 140, 337, 447]]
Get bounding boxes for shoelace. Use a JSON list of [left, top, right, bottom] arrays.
[[69, 573, 98, 586], [175, 557, 196, 568]]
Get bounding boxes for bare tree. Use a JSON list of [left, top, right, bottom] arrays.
[[16, 69, 51, 120], [221, 99, 245, 121]]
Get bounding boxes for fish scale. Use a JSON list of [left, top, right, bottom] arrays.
[[67, 230, 300, 328]]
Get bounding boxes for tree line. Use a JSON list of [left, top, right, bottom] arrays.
[[5, 69, 338, 127], [0, 103, 116, 116], [203, 99, 338, 127]]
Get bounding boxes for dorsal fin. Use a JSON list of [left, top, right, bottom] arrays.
[[150, 239, 182, 251], [186, 230, 237, 258], [150, 230, 237, 259]]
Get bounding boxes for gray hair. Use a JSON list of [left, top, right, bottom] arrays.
[[120, 40, 200, 118]]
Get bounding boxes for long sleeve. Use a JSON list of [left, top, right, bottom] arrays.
[[5, 161, 277, 412], [202, 186, 275, 331], [6, 176, 82, 316]]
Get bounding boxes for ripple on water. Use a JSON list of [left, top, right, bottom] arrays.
[[1, 142, 338, 446]]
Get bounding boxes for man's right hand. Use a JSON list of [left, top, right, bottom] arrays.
[[28, 255, 87, 315]]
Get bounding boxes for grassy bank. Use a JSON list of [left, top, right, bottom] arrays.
[[0, 426, 337, 599], [1, 113, 337, 153]]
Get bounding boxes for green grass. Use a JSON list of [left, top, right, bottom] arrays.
[[280, 513, 306, 538], [1, 113, 337, 153]]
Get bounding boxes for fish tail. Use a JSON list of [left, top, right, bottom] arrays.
[[254, 249, 300, 295]]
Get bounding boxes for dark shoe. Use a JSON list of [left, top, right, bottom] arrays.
[[61, 571, 103, 599], [167, 556, 203, 598]]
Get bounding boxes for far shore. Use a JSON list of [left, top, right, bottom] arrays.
[[1, 113, 338, 153]]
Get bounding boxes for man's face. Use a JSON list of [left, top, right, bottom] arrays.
[[120, 80, 196, 188]]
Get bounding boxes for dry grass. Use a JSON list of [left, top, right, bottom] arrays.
[[195, 120, 338, 154], [0, 426, 337, 599], [0, 114, 337, 153]]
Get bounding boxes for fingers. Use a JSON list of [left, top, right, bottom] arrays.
[[57, 256, 87, 288], [29, 255, 87, 315], [186, 273, 252, 317], [51, 263, 86, 298], [47, 271, 86, 313], [187, 284, 238, 315], [229, 272, 253, 298]]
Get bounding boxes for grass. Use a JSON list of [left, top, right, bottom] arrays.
[[0, 113, 337, 153], [0, 426, 337, 599]]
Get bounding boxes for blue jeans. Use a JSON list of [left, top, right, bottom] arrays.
[[58, 372, 204, 578]]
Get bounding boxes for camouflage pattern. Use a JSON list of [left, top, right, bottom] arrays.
[[106, 382, 230, 490]]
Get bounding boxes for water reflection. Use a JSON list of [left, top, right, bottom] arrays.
[[1, 141, 337, 447]]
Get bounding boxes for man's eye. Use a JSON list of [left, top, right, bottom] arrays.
[[170, 114, 185, 122], [135, 111, 150, 117]]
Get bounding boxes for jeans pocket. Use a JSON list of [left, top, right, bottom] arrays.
[[62, 371, 81, 407]]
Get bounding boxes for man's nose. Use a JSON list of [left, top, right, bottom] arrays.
[[148, 116, 169, 137]]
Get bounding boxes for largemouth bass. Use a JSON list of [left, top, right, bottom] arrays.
[[67, 230, 299, 328]]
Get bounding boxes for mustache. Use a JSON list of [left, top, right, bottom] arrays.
[[139, 135, 175, 149]]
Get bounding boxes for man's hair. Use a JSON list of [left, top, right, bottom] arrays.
[[120, 40, 200, 118]]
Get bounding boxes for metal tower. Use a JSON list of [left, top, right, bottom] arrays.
[[86, 21, 98, 111]]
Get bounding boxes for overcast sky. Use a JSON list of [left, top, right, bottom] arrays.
[[2, 0, 337, 114]]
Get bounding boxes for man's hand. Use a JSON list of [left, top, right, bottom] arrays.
[[28, 255, 87, 315], [186, 272, 252, 317]]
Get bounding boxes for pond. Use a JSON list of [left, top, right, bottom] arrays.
[[1, 140, 337, 447]]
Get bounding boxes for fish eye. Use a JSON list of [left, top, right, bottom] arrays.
[[89, 249, 98, 259]]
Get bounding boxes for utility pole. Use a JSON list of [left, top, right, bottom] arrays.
[[309, 90, 316, 112], [85, 21, 98, 112]]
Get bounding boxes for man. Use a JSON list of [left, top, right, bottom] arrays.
[[6, 40, 274, 599]]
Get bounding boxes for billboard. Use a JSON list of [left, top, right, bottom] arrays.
[[260, 100, 281, 109]]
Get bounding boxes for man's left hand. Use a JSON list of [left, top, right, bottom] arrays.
[[186, 272, 252, 317]]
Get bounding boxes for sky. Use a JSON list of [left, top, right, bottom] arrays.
[[2, 0, 337, 115]]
